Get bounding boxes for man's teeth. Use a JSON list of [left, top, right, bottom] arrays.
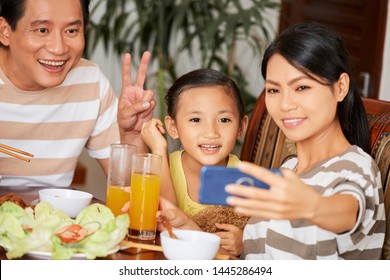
[[38, 60, 65, 66]]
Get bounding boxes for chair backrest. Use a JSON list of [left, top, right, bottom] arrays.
[[240, 92, 390, 259], [363, 97, 390, 260]]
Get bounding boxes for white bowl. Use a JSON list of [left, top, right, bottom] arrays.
[[160, 229, 221, 260], [38, 188, 92, 218]]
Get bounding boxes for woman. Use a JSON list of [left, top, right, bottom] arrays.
[[225, 23, 385, 259]]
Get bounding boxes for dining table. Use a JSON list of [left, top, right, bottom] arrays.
[[0, 186, 168, 260], [0, 186, 232, 261]]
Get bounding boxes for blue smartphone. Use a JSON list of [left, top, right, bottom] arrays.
[[198, 166, 281, 206]]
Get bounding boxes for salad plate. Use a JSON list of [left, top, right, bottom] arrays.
[[25, 246, 120, 260], [1, 202, 129, 260]]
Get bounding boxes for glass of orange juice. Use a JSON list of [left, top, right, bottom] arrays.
[[106, 143, 137, 217], [128, 153, 162, 240]]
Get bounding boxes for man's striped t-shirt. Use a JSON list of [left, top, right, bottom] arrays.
[[0, 58, 119, 187]]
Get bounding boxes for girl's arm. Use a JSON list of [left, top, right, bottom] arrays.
[[225, 161, 359, 234], [141, 119, 177, 206], [158, 198, 201, 231]]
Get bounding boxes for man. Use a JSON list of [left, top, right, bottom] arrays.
[[0, 0, 155, 186]]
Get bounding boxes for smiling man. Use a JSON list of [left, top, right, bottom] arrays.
[[0, 0, 155, 187]]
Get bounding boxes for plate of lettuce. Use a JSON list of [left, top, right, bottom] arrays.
[[0, 201, 129, 260], [25, 246, 120, 260]]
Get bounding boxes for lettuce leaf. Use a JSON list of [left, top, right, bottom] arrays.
[[0, 202, 28, 252], [52, 204, 129, 260], [0, 201, 72, 258], [0, 201, 129, 259]]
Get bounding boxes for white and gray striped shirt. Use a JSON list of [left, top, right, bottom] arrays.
[[242, 145, 385, 260]]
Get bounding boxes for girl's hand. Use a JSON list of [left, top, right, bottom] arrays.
[[214, 224, 243, 257], [141, 118, 167, 155], [157, 198, 201, 232], [225, 161, 320, 221]]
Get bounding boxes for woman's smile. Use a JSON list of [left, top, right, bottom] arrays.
[[281, 117, 306, 128]]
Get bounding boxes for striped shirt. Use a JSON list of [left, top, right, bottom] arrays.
[[0, 59, 119, 187], [241, 145, 385, 260]]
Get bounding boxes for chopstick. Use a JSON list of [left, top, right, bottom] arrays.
[[0, 144, 34, 162], [120, 240, 163, 252], [161, 217, 178, 239]]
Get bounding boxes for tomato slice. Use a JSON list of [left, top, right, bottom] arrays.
[[55, 224, 96, 244], [23, 226, 33, 233]]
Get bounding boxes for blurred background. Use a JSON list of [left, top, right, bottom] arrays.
[[74, 0, 390, 200]]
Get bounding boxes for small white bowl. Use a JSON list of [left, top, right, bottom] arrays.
[[38, 188, 92, 218], [160, 229, 221, 260]]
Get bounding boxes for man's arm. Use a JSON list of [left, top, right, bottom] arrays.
[[96, 158, 109, 176]]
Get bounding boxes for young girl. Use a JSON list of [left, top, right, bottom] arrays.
[[141, 69, 249, 256], [158, 23, 386, 260]]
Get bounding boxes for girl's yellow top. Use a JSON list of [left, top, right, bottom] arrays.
[[169, 150, 240, 216]]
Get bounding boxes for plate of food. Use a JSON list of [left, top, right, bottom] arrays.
[[25, 246, 120, 260], [0, 199, 130, 260]]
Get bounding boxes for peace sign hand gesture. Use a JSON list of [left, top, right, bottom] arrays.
[[118, 51, 156, 149]]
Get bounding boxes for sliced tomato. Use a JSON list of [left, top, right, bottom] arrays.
[[23, 226, 33, 233], [55, 224, 97, 244]]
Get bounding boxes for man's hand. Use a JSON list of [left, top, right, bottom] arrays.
[[118, 52, 156, 145]]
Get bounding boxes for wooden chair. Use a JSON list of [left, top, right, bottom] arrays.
[[240, 92, 390, 259], [72, 162, 87, 185]]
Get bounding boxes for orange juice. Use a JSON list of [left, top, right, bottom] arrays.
[[106, 185, 130, 217], [129, 173, 161, 231]]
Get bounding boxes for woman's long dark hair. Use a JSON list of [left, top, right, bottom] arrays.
[[261, 23, 370, 154]]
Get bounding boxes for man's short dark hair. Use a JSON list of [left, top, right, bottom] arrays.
[[0, 0, 90, 31]]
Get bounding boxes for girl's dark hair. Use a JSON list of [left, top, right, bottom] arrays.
[[0, 0, 90, 32], [261, 23, 370, 154], [165, 68, 246, 123]]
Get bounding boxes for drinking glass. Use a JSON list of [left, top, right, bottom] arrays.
[[106, 143, 137, 217], [128, 153, 162, 240]]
